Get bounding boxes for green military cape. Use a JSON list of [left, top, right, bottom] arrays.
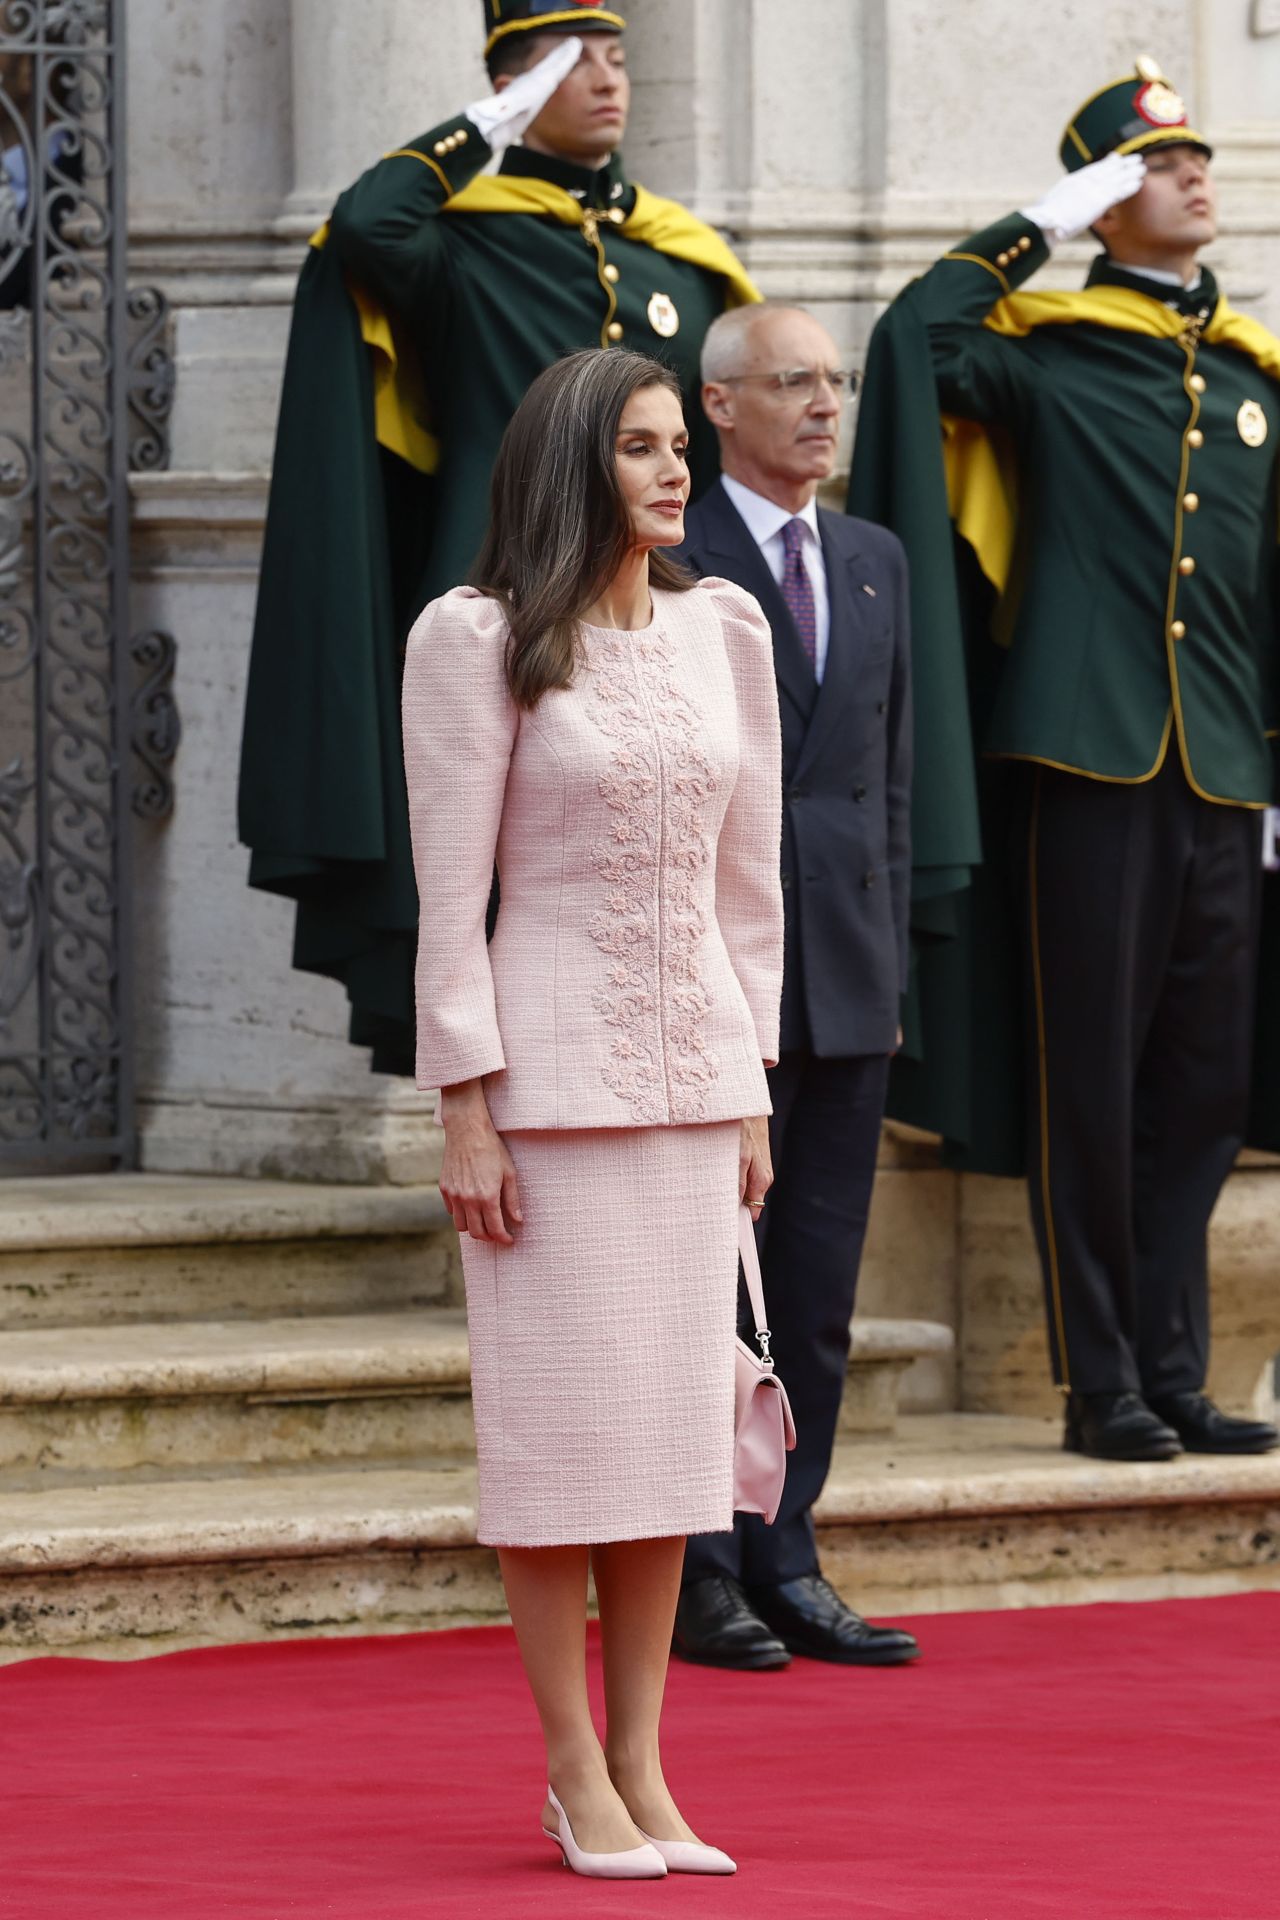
[[848, 288, 1280, 1174], [238, 238, 432, 1072], [239, 183, 758, 1077]]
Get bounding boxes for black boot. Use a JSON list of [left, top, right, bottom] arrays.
[[1063, 1391, 1182, 1461], [1147, 1391, 1279, 1455]]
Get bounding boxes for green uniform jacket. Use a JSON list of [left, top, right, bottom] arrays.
[[849, 212, 1280, 1171], [238, 116, 755, 1074]]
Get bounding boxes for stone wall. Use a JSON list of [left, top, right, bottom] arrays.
[[123, 2, 1280, 1400]]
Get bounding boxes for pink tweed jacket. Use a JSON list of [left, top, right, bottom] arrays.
[[402, 578, 784, 1130]]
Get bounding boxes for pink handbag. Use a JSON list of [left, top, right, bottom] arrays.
[[733, 1206, 796, 1524]]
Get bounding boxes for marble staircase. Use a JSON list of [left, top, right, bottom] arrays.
[[2, 1172, 1276, 1661], [0, 1173, 953, 1658], [2, 1418, 1278, 1661]]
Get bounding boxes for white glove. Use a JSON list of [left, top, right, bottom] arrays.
[[1019, 150, 1146, 249], [466, 35, 583, 154], [1263, 808, 1280, 873]]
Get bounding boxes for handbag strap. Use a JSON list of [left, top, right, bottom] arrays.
[[738, 1205, 773, 1362]]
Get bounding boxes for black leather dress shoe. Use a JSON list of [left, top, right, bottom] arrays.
[[1147, 1390, 1280, 1455], [672, 1576, 791, 1671], [1063, 1390, 1181, 1461], [747, 1574, 920, 1667]]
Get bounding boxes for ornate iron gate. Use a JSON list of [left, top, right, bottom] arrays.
[[0, 0, 170, 1167]]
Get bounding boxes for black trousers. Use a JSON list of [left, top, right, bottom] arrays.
[[683, 1048, 890, 1589], [1021, 757, 1262, 1398]]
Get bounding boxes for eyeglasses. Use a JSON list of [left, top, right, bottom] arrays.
[[720, 367, 860, 401]]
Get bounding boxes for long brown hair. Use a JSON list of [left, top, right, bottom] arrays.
[[470, 348, 695, 708]]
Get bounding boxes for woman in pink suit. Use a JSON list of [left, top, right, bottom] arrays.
[[402, 347, 783, 1881]]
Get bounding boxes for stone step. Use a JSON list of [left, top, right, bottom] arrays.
[[0, 1309, 949, 1473], [0, 1310, 472, 1473], [2, 1414, 1277, 1659], [839, 1317, 954, 1434], [0, 1176, 458, 1329], [814, 1413, 1280, 1617]]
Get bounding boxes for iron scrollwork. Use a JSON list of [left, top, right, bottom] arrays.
[[124, 287, 177, 814], [0, 0, 136, 1160], [130, 628, 179, 819], [126, 283, 171, 472]]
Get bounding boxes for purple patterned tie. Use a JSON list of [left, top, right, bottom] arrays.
[[780, 517, 817, 673]]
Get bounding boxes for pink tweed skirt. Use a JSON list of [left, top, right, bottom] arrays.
[[459, 1123, 741, 1547]]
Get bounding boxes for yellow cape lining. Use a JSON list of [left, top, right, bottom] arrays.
[[310, 174, 759, 475], [943, 285, 1280, 596], [442, 172, 760, 308]]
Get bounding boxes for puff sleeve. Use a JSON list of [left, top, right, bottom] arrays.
[[401, 586, 519, 1091], [705, 578, 785, 1068]]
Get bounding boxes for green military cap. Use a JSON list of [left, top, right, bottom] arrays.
[[484, 1, 626, 60], [1059, 54, 1212, 172]]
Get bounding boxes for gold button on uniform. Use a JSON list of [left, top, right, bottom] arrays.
[[433, 140, 447, 155], [456, 129, 468, 145], [606, 321, 624, 341], [1019, 235, 1032, 252], [1182, 492, 1199, 512], [1170, 620, 1186, 639], [1178, 556, 1196, 575], [603, 263, 620, 283], [1189, 373, 1206, 394], [1187, 428, 1204, 449], [996, 252, 1009, 267]]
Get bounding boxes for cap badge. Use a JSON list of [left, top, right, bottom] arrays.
[[1135, 80, 1188, 127], [1237, 399, 1269, 448], [648, 291, 680, 339], [1134, 53, 1165, 83]]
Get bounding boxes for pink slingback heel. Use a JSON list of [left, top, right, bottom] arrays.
[[637, 1829, 738, 1875], [541, 1786, 667, 1880]]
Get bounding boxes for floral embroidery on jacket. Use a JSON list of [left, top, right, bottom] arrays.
[[583, 625, 722, 1124]]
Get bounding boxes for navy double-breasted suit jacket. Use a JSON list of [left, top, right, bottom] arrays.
[[675, 481, 912, 1057]]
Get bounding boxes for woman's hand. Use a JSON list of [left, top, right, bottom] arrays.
[[739, 1115, 773, 1221], [439, 1080, 523, 1245]]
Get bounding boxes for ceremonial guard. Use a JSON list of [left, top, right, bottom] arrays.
[[238, 4, 758, 1074], [850, 60, 1280, 1461]]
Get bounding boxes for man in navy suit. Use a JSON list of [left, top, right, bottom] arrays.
[[672, 304, 919, 1671]]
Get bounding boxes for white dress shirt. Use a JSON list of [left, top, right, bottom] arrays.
[[1110, 260, 1203, 295], [720, 474, 831, 683]]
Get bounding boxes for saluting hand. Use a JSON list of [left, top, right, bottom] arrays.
[[466, 35, 583, 155], [1020, 149, 1146, 248]]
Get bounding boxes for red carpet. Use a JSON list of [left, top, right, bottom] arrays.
[[3, 1593, 1278, 1919]]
